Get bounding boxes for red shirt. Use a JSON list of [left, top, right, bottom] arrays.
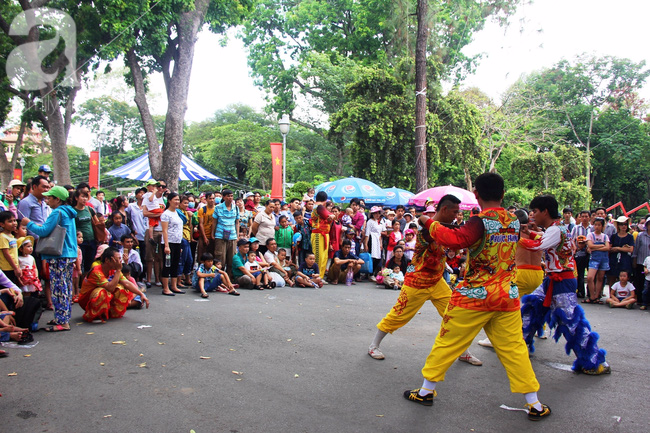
[[310, 204, 332, 235]]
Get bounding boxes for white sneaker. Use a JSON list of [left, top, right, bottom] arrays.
[[478, 338, 493, 348], [458, 351, 483, 366], [368, 346, 385, 360]]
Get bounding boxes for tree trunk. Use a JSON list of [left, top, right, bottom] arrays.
[[0, 119, 26, 188], [127, 48, 162, 178], [41, 86, 72, 185], [414, 0, 428, 193], [158, 0, 210, 192]]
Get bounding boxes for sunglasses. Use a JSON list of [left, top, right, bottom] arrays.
[[159, 185, 167, 189]]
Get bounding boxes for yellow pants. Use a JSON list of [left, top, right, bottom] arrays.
[[377, 280, 451, 334], [311, 233, 329, 278], [422, 305, 540, 394], [515, 268, 545, 297]]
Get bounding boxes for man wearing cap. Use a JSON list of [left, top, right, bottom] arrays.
[[212, 189, 239, 277], [232, 238, 255, 289], [17, 176, 51, 240], [38, 164, 52, 179], [141, 180, 165, 286], [1, 179, 25, 216]]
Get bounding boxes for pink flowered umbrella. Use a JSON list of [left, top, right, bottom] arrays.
[[408, 185, 479, 210]]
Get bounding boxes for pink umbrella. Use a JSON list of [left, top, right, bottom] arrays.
[[408, 185, 479, 210]]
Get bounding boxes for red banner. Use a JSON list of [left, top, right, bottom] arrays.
[[13, 168, 22, 180], [270, 142, 283, 199], [89, 150, 100, 189]]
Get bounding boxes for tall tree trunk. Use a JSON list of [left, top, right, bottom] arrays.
[[414, 0, 428, 193], [41, 87, 72, 185], [127, 48, 162, 177], [0, 119, 26, 188]]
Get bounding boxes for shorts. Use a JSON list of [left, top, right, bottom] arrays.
[[588, 252, 610, 271], [145, 231, 163, 262]]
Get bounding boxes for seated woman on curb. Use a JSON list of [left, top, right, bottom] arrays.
[[78, 247, 149, 322]]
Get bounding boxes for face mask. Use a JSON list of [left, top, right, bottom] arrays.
[[188, 202, 195, 208], [214, 197, 222, 204]]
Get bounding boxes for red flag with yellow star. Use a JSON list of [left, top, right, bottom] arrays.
[[270, 142, 283, 199], [89, 151, 100, 188], [13, 168, 22, 180]]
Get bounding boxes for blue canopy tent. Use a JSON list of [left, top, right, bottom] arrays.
[[106, 152, 223, 181]]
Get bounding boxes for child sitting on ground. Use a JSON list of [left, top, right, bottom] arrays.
[[295, 253, 323, 288], [193, 253, 240, 298], [123, 264, 146, 309], [17, 236, 41, 295], [606, 270, 636, 309], [389, 265, 404, 290], [244, 250, 273, 290]]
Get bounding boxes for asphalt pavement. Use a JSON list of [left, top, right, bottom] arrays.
[[2, 281, 649, 433]]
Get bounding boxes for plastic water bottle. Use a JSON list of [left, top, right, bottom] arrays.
[[165, 254, 171, 268], [346, 266, 354, 286]]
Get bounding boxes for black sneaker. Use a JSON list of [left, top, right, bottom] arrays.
[[403, 388, 434, 406], [527, 403, 551, 421]]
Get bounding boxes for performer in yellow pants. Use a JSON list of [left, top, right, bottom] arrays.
[[311, 232, 329, 278], [515, 265, 545, 296], [377, 280, 450, 333], [422, 304, 539, 394], [309, 191, 334, 278], [404, 173, 550, 421], [368, 195, 481, 366]]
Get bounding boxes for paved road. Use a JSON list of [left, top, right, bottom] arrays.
[[2, 282, 649, 433]]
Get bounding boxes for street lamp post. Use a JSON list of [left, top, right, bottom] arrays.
[[98, 130, 107, 190], [19, 157, 25, 181], [278, 114, 290, 200]]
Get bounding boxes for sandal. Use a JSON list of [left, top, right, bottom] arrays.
[[43, 324, 70, 332], [46, 319, 57, 325], [18, 332, 34, 344], [0, 349, 7, 358], [593, 299, 603, 305], [228, 290, 240, 296], [581, 299, 591, 304], [201, 293, 209, 298]]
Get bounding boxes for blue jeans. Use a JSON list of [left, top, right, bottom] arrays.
[[179, 238, 193, 276], [642, 280, 650, 306], [196, 275, 222, 292]]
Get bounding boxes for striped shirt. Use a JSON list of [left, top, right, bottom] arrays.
[[212, 202, 238, 241]]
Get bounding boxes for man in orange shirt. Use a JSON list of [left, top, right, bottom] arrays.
[[367, 194, 481, 367]]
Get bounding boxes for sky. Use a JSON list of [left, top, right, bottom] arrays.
[[17, 0, 650, 152]]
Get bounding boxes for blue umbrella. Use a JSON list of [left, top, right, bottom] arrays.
[[315, 177, 386, 204], [371, 187, 414, 208], [106, 152, 223, 182]]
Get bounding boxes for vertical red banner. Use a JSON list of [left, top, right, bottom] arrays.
[[269, 142, 283, 199], [13, 168, 22, 180], [89, 151, 100, 188]]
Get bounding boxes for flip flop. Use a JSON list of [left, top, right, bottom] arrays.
[[43, 324, 70, 332], [581, 299, 592, 304], [228, 290, 240, 296], [171, 290, 186, 294], [161, 292, 175, 297], [0, 350, 7, 358], [201, 293, 209, 298]]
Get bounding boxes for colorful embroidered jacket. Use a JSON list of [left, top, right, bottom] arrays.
[[520, 220, 576, 274], [429, 208, 520, 312], [403, 219, 447, 289], [310, 205, 332, 235]]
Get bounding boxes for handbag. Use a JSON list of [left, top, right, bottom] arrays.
[[35, 212, 67, 256], [90, 208, 106, 243]]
